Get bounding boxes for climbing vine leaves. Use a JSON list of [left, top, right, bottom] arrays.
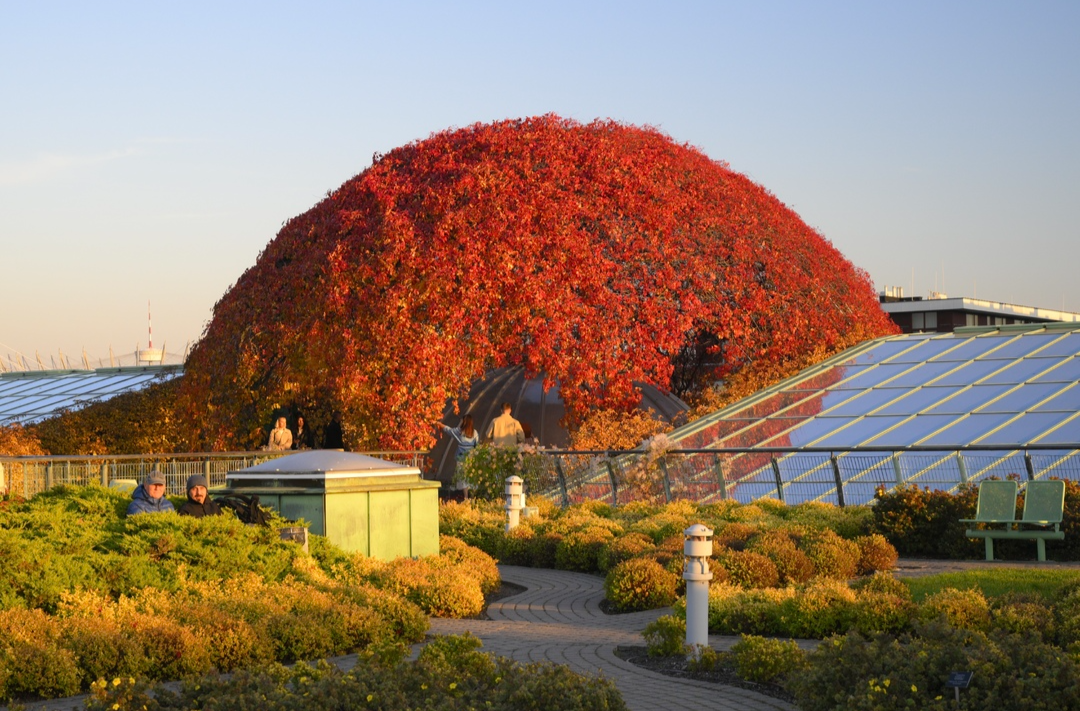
[[179, 116, 896, 450]]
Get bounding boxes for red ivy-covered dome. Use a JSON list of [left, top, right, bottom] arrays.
[[180, 115, 896, 450]]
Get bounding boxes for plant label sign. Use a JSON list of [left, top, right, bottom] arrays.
[[945, 671, 973, 689]]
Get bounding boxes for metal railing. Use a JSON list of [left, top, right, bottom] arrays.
[[4, 445, 1079, 508], [523, 444, 1080, 507], [0, 450, 428, 498]]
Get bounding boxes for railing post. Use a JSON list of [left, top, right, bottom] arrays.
[[45, 463, 54, 491], [658, 458, 673, 503], [956, 452, 969, 486], [830, 454, 846, 508], [712, 455, 729, 500], [892, 452, 905, 488], [1024, 451, 1036, 481], [100, 462, 108, 487], [604, 460, 619, 507], [770, 457, 785, 503], [203, 458, 212, 486], [554, 457, 570, 508]]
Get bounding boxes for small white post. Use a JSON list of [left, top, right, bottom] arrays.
[[505, 475, 524, 531], [683, 523, 714, 654]]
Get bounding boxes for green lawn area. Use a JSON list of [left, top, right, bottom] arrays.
[[904, 568, 1080, 602]]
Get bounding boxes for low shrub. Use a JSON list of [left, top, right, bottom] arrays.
[[851, 570, 912, 600], [917, 587, 991, 631], [84, 635, 628, 711], [790, 621, 1080, 711], [598, 532, 655, 572], [438, 535, 501, 594], [643, 614, 686, 657], [872, 484, 981, 559], [778, 578, 858, 639], [747, 529, 815, 585], [497, 521, 537, 566], [851, 591, 917, 635], [604, 558, 678, 612], [716, 549, 779, 589], [554, 526, 616, 572], [990, 592, 1053, 639], [707, 584, 793, 636], [855, 533, 898, 574], [730, 635, 806, 684], [800, 529, 860, 580]]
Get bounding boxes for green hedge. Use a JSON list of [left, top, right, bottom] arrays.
[[0, 486, 498, 702], [873, 479, 1080, 560], [84, 634, 627, 711]]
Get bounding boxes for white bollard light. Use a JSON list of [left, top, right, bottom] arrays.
[[683, 523, 714, 654], [505, 475, 524, 531]]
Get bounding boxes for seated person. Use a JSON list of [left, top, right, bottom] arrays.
[[177, 474, 223, 518], [126, 470, 176, 515]]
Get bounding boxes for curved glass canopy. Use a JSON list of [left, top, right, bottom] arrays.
[[666, 324, 1080, 504]]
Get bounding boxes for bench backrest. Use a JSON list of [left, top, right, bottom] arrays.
[[1022, 480, 1065, 525], [973, 480, 1018, 522]]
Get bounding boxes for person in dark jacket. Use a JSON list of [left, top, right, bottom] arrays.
[[292, 416, 315, 450], [177, 474, 222, 518], [126, 470, 176, 515]]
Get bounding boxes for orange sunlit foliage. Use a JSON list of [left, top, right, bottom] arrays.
[[179, 116, 896, 451]]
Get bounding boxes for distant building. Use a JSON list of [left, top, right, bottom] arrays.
[[879, 286, 1080, 334]]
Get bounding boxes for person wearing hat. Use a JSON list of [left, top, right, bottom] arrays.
[[177, 474, 222, 518], [126, 470, 176, 516]]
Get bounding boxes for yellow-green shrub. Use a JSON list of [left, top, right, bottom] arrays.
[[716, 549, 779, 589], [800, 529, 860, 580], [598, 532, 656, 572], [731, 635, 807, 683], [918, 587, 991, 631], [604, 558, 678, 612], [555, 526, 616, 572], [748, 530, 815, 585]]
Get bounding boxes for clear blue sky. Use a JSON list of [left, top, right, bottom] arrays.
[[2, 1, 1078, 365]]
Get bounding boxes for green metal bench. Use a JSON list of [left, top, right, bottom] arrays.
[[962, 479, 1065, 562]]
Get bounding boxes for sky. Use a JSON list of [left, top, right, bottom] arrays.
[[2, 1, 1078, 368]]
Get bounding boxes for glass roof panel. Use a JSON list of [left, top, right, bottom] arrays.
[[789, 365, 869, 390], [876, 386, 966, 416], [1031, 416, 1080, 445], [814, 416, 910, 448], [883, 361, 962, 388], [718, 418, 801, 448], [934, 359, 1008, 386], [867, 415, 958, 446], [835, 363, 919, 390], [827, 389, 911, 416], [1034, 385, 1080, 412], [977, 334, 1062, 359], [1033, 358, 1080, 383], [1032, 333, 1080, 358], [930, 336, 1011, 361], [976, 412, 1076, 445], [983, 357, 1066, 384], [839, 338, 934, 366], [764, 417, 859, 448], [925, 385, 1013, 414], [976, 383, 1072, 413], [725, 390, 819, 420], [890, 337, 971, 363], [776, 389, 862, 416], [921, 413, 1016, 446]]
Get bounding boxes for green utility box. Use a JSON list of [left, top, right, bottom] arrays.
[[223, 450, 440, 559]]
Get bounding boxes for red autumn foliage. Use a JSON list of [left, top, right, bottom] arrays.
[[179, 115, 897, 451]]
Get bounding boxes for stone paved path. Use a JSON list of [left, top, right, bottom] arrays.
[[425, 565, 797, 711]]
